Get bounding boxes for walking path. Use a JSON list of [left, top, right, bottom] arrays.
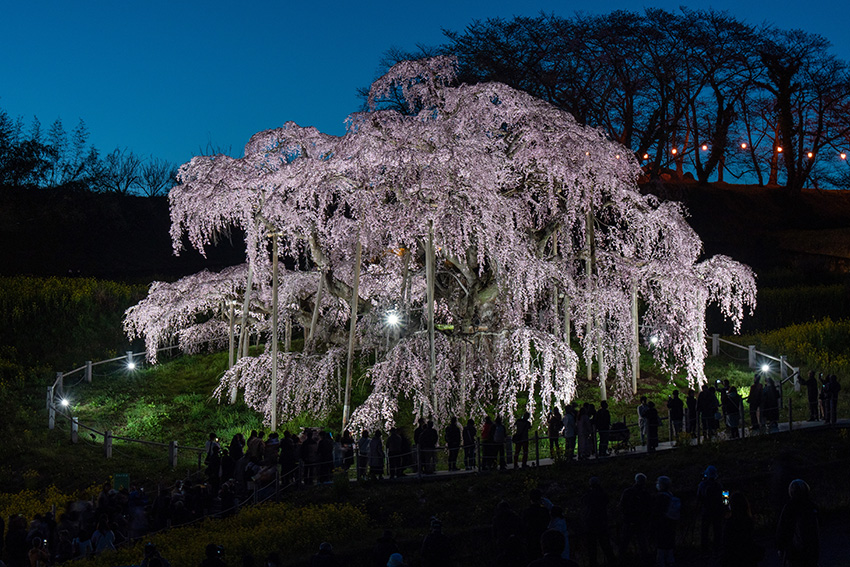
[[414, 417, 849, 477]]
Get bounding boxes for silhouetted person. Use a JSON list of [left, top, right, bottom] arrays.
[[357, 430, 370, 479], [420, 518, 452, 567], [582, 477, 616, 567], [492, 416, 508, 470], [722, 492, 762, 567], [372, 530, 399, 567], [762, 378, 780, 431], [562, 404, 577, 459], [419, 421, 438, 474], [310, 542, 339, 567], [527, 529, 580, 567], [747, 375, 763, 431], [637, 396, 649, 445], [445, 417, 461, 471], [369, 430, 385, 480], [652, 476, 678, 567], [513, 412, 531, 468], [645, 401, 659, 452], [827, 374, 841, 425], [462, 418, 476, 470], [523, 489, 551, 559], [799, 371, 820, 421], [548, 408, 563, 458], [387, 428, 403, 478], [492, 500, 522, 548], [619, 473, 650, 561], [776, 479, 819, 567], [686, 389, 698, 434], [724, 386, 742, 438], [667, 390, 684, 437], [317, 430, 334, 482], [594, 401, 611, 456], [697, 465, 724, 551]]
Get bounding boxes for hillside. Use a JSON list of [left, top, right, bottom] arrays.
[[644, 182, 850, 277], [0, 186, 244, 281]]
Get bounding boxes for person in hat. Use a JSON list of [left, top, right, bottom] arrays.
[[697, 466, 724, 551]]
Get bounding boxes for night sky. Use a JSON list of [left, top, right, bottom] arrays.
[[3, 1, 848, 170]]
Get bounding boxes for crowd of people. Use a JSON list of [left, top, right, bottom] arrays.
[[0, 465, 823, 567], [1, 371, 839, 567]]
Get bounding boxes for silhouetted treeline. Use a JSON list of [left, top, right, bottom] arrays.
[[373, 8, 850, 192], [0, 109, 176, 196]]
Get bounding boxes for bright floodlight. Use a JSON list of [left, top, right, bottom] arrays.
[[127, 361, 136, 370], [385, 312, 401, 327], [60, 398, 70, 407], [649, 335, 659, 345], [761, 363, 770, 373]]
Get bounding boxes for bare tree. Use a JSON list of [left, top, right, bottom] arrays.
[[140, 156, 176, 197], [97, 147, 142, 194]]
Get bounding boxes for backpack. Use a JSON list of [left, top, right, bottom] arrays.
[[493, 424, 506, 443], [665, 494, 682, 521]]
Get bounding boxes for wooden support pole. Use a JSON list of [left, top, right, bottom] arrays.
[[343, 235, 363, 428]]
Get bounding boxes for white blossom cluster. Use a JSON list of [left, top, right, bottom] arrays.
[[126, 57, 756, 429]]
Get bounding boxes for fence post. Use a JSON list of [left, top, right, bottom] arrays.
[[126, 351, 134, 369], [169, 441, 178, 468], [535, 431, 540, 467], [696, 416, 701, 446], [56, 372, 64, 397], [85, 360, 92, 383], [71, 417, 79, 444], [748, 345, 756, 369], [104, 430, 113, 458], [789, 394, 793, 431], [780, 356, 788, 390], [712, 334, 720, 357], [793, 368, 800, 392], [354, 450, 360, 481]]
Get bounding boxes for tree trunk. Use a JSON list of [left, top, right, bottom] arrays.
[[227, 300, 235, 370], [631, 281, 640, 395], [270, 233, 280, 433], [585, 211, 595, 382], [342, 235, 363, 428], [307, 271, 324, 344], [426, 221, 437, 412]]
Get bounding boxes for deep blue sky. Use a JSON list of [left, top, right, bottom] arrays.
[[2, 1, 848, 168]]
